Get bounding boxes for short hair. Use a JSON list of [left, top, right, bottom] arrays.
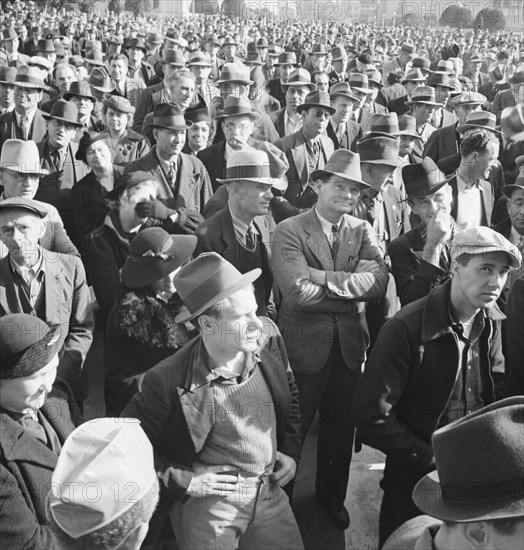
[[460, 130, 498, 158], [53, 63, 75, 80], [109, 53, 129, 66], [167, 68, 196, 84], [48, 477, 159, 550], [312, 70, 329, 82]]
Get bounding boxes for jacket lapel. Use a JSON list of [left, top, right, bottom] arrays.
[[291, 132, 309, 188], [304, 208, 333, 270], [0, 257, 23, 314], [337, 217, 364, 263], [44, 256, 64, 324]]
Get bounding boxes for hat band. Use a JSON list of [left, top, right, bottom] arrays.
[[225, 163, 272, 181], [15, 76, 43, 86], [412, 95, 436, 102], [153, 116, 187, 127], [182, 271, 237, 315], [441, 477, 524, 505]]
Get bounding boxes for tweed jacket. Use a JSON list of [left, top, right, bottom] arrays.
[[122, 318, 302, 499], [272, 208, 389, 375], [0, 380, 81, 550], [326, 118, 362, 152], [422, 122, 459, 164], [353, 280, 504, 470], [132, 81, 164, 133], [275, 130, 335, 208], [124, 146, 212, 214], [109, 76, 145, 108], [0, 108, 47, 150], [0, 251, 94, 391]]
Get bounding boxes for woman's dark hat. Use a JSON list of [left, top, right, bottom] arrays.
[[121, 228, 197, 289], [75, 132, 109, 162], [0, 314, 62, 379], [106, 171, 157, 200]]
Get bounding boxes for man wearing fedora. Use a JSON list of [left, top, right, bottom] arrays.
[[125, 102, 210, 234], [125, 37, 155, 87], [187, 50, 219, 108], [0, 313, 83, 549], [383, 397, 524, 550], [123, 253, 304, 550], [0, 65, 47, 149], [386, 68, 426, 117], [267, 51, 298, 109], [0, 198, 93, 403], [382, 42, 416, 80], [272, 149, 388, 530], [405, 85, 441, 155], [328, 46, 349, 85], [0, 139, 77, 258], [492, 66, 523, 123], [63, 80, 105, 135], [194, 150, 284, 318], [34, 100, 86, 237], [202, 33, 225, 83], [327, 82, 362, 151], [0, 28, 30, 68], [108, 53, 145, 108], [463, 55, 489, 92], [0, 66, 16, 116], [347, 73, 387, 135], [353, 226, 521, 546]]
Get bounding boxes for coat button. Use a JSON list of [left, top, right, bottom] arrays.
[[409, 452, 419, 462]]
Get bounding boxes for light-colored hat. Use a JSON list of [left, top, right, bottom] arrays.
[[501, 104, 524, 142], [50, 419, 157, 539], [405, 85, 443, 106], [0, 139, 48, 175], [215, 95, 260, 121], [13, 65, 44, 89]]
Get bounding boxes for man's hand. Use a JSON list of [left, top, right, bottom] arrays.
[[172, 209, 205, 233], [270, 452, 297, 487], [135, 199, 173, 220], [211, 96, 224, 115], [186, 463, 239, 498], [355, 259, 381, 273], [425, 206, 452, 247]]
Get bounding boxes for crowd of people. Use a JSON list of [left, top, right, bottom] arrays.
[[0, 1, 523, 549]]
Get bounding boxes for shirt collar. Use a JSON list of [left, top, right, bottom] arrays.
[[16, 109, 37, 126], [229, 204, 258, 240], [9, 247, 45, 279], [315, 206, 343, 236], [155, 147, 177, 172], [456, 171, 479, 192]]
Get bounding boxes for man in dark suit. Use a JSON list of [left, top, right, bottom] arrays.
[[491, 67, 522, 122], [348, 73, 388, 134], [478, 65, 510, 103], [328, 46, 349, 86], [267, 51, 298, 109], [203, 33, 225, 83], [463, 55, 489, 92], [125, 103, 211, 234], [126, 37, 156, 87], [0, 66, 47, 150], [0, 198, 94, 403], [272, 149, 389, 529], [326, 82, 362, 151]]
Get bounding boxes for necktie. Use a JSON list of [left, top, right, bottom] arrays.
[[336, 123, 346, 145], [168, 163, 177, 189], [52, 149, 63, 172], [246, 225, 256, 251], [330, 224, 340, 262], [20, 114, 29, 140]]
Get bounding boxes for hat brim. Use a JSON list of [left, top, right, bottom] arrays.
[[42, 113, 83, 127], [297, 102, 336, 115], [121, 235, 197, 288], [215, 78, 253, 86], [394, 130, 421, 139], [361, 157, 403, 168], [216, 176, 287, 192], [350, 86, 374, 94], [188, 61, 213, 67], [413, 470, 524, 523], [75, 134, 109, 161], [329, 91, 360, 102], [1, 164, 49, 176], [175, 268, 262, 323], [502, 183, 524, 199], [310, 168, 370, 189], [90, 83, 116, 93], [282, 82, 316, 91], [405, 99, 443, 106], [215, 111, 260, 121], [152, 122, 193, 131], [456, 123, 502, 135], [63, 91, 97, 103], [403, 179, 450, 201], [14, 81, 44, 89]]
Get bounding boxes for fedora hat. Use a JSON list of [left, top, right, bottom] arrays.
[[121, 228, 197, 289], [185, 102, 210, 124], [469, 54, 482, 63], [62, 81, 96, 103], [501, 104, 524, 142], [282, 68, 316, 91], [426, 71, 455, 90], [331, 46, 347, 61], [274, 51, 298, 66], [13, 65, 44, 89], [161, 49, 186, 67], [126, 37, 147, 52], [411, 57, 432, 73], [187, 51, 212, 67], [216, 149, 285, 190], [29, 55, 53, 71], [245, 51, 263, 66], [43, 99, 82, 127], [400, 43, 416, 57], [256, 37, 269, 49], [311, 150, 370, 189], [0, 139, 49, 175], [102, 95, 135, 114], [368, 113, 400, 137], [413, 396, 524, 522], [215, 95, 260, 121], [152, 103, 192, 131], [457, 111, 501, 135], [365, 69, 383, 89], [502, 170, 524, 199], [0, 66, 16, 84], [222, 35, 237, 47], [75, 132, 109, 163], [402, 68, 426, 85], [357, 135, 402, 167], [174, 253, 261, 323], [402, 157, 449, 200], [296, 90, 335, 115], [395, 114, 420, 139], [85, 50, 105, 66], [0, 197, 49, 218], [215, 63, 252, 86], [147, 31, 163, 45], [329, 82, 359, 102], [436, 59, 454, 74], [204, 33, 221, 46], [310, 44, 329, 56], [406, 85, 443, 106], [35, 38, 55, 53], [0, 314, 62, 380], [348, 73, 374, 94], [267, 45, 282, 57], [88, 68, 115, 92]]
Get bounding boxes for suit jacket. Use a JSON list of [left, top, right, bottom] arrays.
[[267, 77, 287, 108], [196, 140, 227, 192], [122, 319, 302, 498], [124, 146, 212, 214], [0, 252, 94, 396], [272, 208, 389, 375], [499, 140, 524, 185], [492, 89, 515, 123], [0, 381, 81, 550], [478, 80, 510, 103], [448, 174, 493, 227], [357, 102, 389, 134], [386, 94, 410, 117], [208, 57, 225, 83], [328, 70, 347, 86], [270, 107, 293, 140], [110, 76, 145, 108], [326, 118, 362, 151], [503, 276, 524, 397], [431, 107, 456, 129], [275, 130, 335, 208], [422, 122, 459, 164], [132, 81, 164, 133], [0, 109, 47, 150]]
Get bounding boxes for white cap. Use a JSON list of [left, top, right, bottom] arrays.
[[50, 418, 157, 539]]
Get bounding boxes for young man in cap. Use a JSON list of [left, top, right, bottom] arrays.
[[353, 226, 521, 546], [272, 149, 389, 530], [0, 313, 82, 549], [48, 418, 159, 549], [327, 82, 362, 151], [0, 66, 47, 149], [383, 397, 524, 550], [123, 253, 304, 550], [124, 102, 210, 234]]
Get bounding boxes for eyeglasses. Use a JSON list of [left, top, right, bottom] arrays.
[[224, 121, 252, 132], [309, 109, 331, 119]]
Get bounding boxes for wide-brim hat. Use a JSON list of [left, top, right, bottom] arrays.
[[502, 172, 524, 199], [274, 51, 298, 66], [402, 157, 449, 200], [457, 111, 501, 135], [0, 139, 49, 175], [508, 67, 524, 85], [102, 95, 135, 114], [413, 397, 524, 522], [501, 104, 524, 142], [42, 99, 83, 127], [88, 68, 115, 92], [357, 135, 402, 167], [152, 103, 192, 131], [402, 68, 426, 85], [329, 82, 359, 102], [126, 37, 147, 52], [147, 31, 163, 45], [282, 68, 316, 91], [405, 85, 443, 106], [187, 51, 212, 67], [84, 51, 105, 66], [14, 65, 44, 89], [62, 81, 97, 103], [0, 315, 62, 380], [121, 228, 197, 289], [296, 90, 336, 115], [161, 50, 186, 67], [216, 149, 283, 187], [215, 63, 252, 86], [311, 150, 370, 189], [174, 252, 261, 323], [368, 113, 400, 137], [348, 73, 374, 94], [215, 95, 260, 121], [0, 66, 16, 84], [395, 114, 420, 139], [365, 69, 384, 89]]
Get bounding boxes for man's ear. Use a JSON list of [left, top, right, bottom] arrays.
[[36, 218, 47, 240], [463, 521, 489, 548], [451, 258, 461, 277]]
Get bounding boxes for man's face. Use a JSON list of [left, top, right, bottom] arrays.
[[285, 84, 309, 113], [278, 64, 294, 82], [508, 189, 524, 235], [412, 103, 437, 124], [302, 106, 331, 136], [47, 119, 77, 149], [204, 42, 219, 57], [71, 96, 94, 118], [476, 140, 500, 178], [190, 64, 212, 84], [231, 180, 273, 218], [0, 82, 14, 108], [55, 66, 76, 94], [220, 82, 244, 101], [109, 60, 127, 82], [314, 74, 329, 93], [222, 115, 254, 150], [470, 61, 482, 73], [399, 135, 416, 156], [351, 88, 368, 108], [332, 96, 354, 123], [311, 54, 326, 70], [1, 169, 40, 199], [315, 176, 361, 217], [0, 209, 45, 264], [155, 128, 186, 158], [187, 121, 210, 152], [410, 185, 453, 226], [127, 47, 145, 66], [14, 86, 42, 111], [456, 103, 481, 125], [222, 44, 236, 59], [332, 58, 347, 74], [452, 251, 510, 311], [0, 354, 59, 413], [435, 85, 451, 104], [170, 77, 195, 111]]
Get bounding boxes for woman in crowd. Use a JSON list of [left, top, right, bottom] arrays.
[[71, 132, 123, 248], [105, 227, 197, 415], [182, 102, 214, 155]]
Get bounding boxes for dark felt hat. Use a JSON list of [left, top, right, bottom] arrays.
[[402, 157, 449, 200], [296, 90, 336, 115], [357, 135, 402, 167], [311, 150, 370, 189], [42, 99, 82, 127], [75, 132, 109, 162], [152, 103, 193, 131]]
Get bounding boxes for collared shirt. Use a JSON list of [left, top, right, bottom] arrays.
[[285, 108, 302, 135], [155, 148, 177, 176], [510, 226, 522, 247], [9, 250, 45, 307], [315, 206, 342, 244], [229, 204, 259, 248], [455, 172, 482, 230]]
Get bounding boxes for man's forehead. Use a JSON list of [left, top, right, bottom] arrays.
[[469, 251, 511, 267], [0, 208, 42, 224]]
